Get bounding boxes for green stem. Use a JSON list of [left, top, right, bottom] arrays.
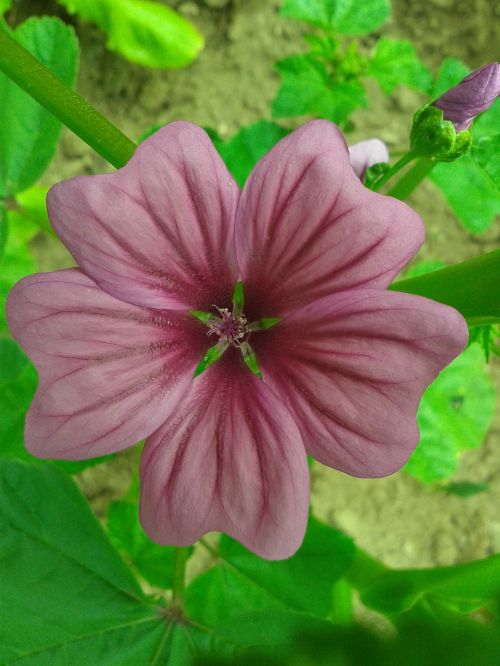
[[371, 151, 416, 192], [0, 23, 136, 169], [388, 158, 436, 200], [171, 547, 189, 609]]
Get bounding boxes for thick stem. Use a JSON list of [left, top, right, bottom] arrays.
[[371, 151, 416, 192], [171, 546, 189, 609], [388, 158, 436, 200], [0, 23, 136, 169]]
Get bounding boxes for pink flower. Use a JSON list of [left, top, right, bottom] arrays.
[[434, 62, 500, 132], [348, 138, 389, 180], [7, 121, 468, 560]]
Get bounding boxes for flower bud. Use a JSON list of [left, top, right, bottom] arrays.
[[434, 62, 500, 131], [410, 105, 472, 161], [348, 139, 389, 181]]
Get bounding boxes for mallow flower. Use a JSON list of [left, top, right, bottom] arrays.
[[348, 138, 389, 180], [434, 62, 500, 131], [7, 121, 468, 560]]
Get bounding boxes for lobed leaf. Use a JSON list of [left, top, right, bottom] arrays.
[[281, 0, 390, 36], [368, 38, 432, 94], [57, 0, 204, 69], [0, 17, 78, 197], [185, 517, 355, 625]]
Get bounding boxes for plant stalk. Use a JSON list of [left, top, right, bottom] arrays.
[[388, 158, 436, 200], [0, 22, 136, 168], [371, 151, 416, 192], [171, 546, 189, 609]]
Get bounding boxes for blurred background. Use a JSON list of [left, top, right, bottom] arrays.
[[3, 0, 499, 574]]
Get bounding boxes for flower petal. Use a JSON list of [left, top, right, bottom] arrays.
[[47, 122, 239, 311], [6, 269, 206, 459], [139, 353, 309, 560], [253, 289, 468, 477], [235, 120, 423, 317], [348, 138, 389, 180]]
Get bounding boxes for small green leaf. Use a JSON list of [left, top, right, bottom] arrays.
[[0, 339, 29, 385], [185, 517, 355, 625], [108, 500, 192, 589], [404, 259, 446, 279], [368, 38, 432, 94], [58, 0, 204, 69], [15, 184, 53, 235], [211, 121, 289, 187], [361, 553, 500, 615], [0, 17, 79, 197], [273, 54, 366, 123], [404, 345, 495, 483], [0, 203, 6, 261], [430, 57, 470, 99], [281, 0, 390, 36], [442, 481, 489, 498]]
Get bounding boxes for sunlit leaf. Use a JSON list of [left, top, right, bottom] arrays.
[[185, 517, 355, 625], [281, 0, 390, 36], [273, 54, 366, 123], [442, 481, 489, 498], [368, 38, 432, 94], [58, 0, 203, 69], [0, 17, 78, 197], [0, 0, 12, 15], [405, 345, 495, 483], [210, 121, 289, 187]]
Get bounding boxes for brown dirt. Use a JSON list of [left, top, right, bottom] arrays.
[[10, 0, 499, 569]]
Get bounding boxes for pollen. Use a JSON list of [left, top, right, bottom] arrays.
[[207, 306, 248, 347]]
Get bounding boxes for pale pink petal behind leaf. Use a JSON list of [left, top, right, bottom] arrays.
[[47, 122, 239, 311], [139, 353, 309, 560], [253, 289, 468, 477], [348, 139, 389, 180], [235, 120, 424, 317], [6, 270, 206, 459]]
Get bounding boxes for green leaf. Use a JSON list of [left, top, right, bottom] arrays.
[[0, 17, 78, 197], [430, 57, 470, 99], [108, 500, 191, 589], [368, 38, 432, 94], [58, 0, 203, 69], [273, 55, 366, 123], [442, 481, 489, 498], [212, 121, 288, 187], [429, 154, 500, 233], [185, 517, 355, 625], [0, 202, 6, 261], [0, 0, 12, 15], [404, 259, 446, 279], [404, 345, 495, 483], [281, 0, 390, 36], [0, 209, 38, 334], [361, 553, 500, 615], [0, 459, 232, 664], [391, 249, 500, 326], [428, 99, 500, 234], [15, 184, 54, 235], [0, 338, 29, 385]]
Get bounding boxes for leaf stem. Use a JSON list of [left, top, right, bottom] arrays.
[[0, 21, 136, 168], [171, 546, 189, 609], [371, 151, 416, 192], [387, 157, 436, 200]]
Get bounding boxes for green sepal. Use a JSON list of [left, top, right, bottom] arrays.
[[194, 344, 227, 378], [190, 309, 215, 324], [240, 343, 263, 380], [410, 104, 472, 161], [232, 281, 245, 315], [258, 317, 281, 330]]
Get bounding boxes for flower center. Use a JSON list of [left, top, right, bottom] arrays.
[[190, 282, 280, 379], [207, 306, 248, 347]]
